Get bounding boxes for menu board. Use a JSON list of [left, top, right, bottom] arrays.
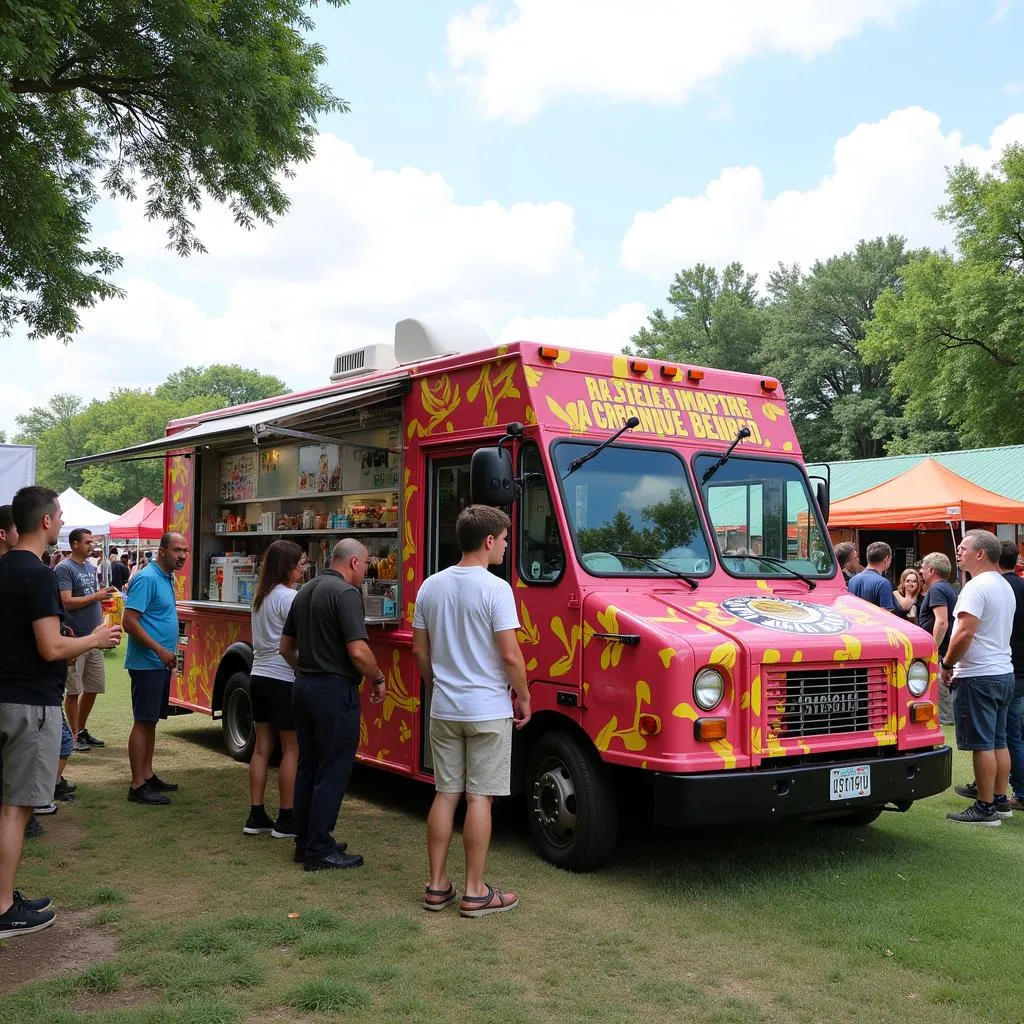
[[219, 453, 257, 501], [343, 427, 400, 491], [298, 444, 343, 494]]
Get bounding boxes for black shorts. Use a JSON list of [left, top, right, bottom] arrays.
[[130, 668, 172, 723], [250, 674, 295, 731]]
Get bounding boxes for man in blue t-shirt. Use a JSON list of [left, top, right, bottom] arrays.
[[848, 541, 895, 610], [122, 531, 188, 806]]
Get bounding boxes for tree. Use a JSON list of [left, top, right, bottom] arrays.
[[13, 394, 87, 488], [155, 364, 288, 407], [1, 0, 349, 341], [629, 262, 767, 374], [575, 491, 701, 558], [865, 146, 1024, 448], [762, 237, 924, 461]]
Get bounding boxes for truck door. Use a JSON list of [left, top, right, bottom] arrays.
[[420, 452, 511, 773]]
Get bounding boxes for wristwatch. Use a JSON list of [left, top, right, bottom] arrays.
[[940, 660, 954, 671]]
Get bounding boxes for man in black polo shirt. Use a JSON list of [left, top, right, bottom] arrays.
[[0, 487, 121, 938], [280, 539, 387, 871]]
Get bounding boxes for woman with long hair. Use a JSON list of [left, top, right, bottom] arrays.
[[244, 540, 306, 838], [892, 567, 923, 623]]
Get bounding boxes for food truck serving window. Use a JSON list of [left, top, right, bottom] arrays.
[[552, 442, 712, 577], [694, 454, 835, 579]]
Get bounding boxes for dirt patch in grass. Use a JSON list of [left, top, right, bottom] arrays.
[[0, 910, 119, 995], [70, 982, 157, 1015]]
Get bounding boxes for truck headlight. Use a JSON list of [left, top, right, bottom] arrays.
[[694, 667, 725, 711], [907, 660, 930, 697]]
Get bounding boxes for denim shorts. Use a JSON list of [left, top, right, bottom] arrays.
[[129, 668, 172, 723], [952, 672, 1015, 751], [60, 710, 75, 758]]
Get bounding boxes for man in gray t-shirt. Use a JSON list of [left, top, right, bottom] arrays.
[[55, 528, 117, 749]]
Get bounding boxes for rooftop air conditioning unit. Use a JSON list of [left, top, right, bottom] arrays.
[[330, 343, 398, 382]]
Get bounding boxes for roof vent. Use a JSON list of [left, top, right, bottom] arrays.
[[330, 343, 398, 382], [394, 317, 492, 365]]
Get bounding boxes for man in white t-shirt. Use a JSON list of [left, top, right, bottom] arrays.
[[940, 529, 1016, 826], [412, 505, 530, 918]]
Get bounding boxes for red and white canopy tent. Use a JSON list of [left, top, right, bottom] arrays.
[[109, 497, 162, 540]]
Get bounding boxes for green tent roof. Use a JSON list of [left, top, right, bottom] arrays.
[[808, 445, 1024, 504]]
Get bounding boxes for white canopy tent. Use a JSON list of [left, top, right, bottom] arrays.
[[57, 487, 118, 546]]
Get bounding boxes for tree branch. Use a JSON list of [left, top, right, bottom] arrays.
[[9, 73, 170, 96], [930, 327, 1018, 367]]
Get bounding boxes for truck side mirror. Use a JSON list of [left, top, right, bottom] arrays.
[[471, 446, 517, 506], [816, 480, 830, 522]]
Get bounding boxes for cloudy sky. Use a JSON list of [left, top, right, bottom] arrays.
[[4, 0, 1023, 438]]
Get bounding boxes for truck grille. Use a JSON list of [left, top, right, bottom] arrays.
[[764, 663, 890, 740]]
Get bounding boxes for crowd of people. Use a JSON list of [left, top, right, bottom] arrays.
[[837, 534, 1024, 826], [0, 489, 527, 938]]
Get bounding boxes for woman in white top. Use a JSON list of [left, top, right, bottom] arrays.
[[244, 540, 306, 838]]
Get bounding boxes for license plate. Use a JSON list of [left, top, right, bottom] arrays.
[[829, 764, 871, 801]]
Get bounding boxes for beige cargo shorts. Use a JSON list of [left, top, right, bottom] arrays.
[[429, 717, 513, 796], [66, 648, 106, 695]]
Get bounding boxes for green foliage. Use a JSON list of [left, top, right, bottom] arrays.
[[0, 0, 349, 341], [155, 365, 288, 407], [629, 262, 767, 375], [865, 145, 1024, 449], [762, 236, 924, 461], [13, 364, 290, 508]]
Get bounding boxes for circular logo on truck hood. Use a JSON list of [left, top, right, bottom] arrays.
[[720, 597, 850, 635]]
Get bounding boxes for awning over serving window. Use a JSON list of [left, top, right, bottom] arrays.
[[66, 377, 410, 469]]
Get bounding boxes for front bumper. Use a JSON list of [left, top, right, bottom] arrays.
[[652, 746, 952, 826]]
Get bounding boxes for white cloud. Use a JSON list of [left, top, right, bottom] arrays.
[[622, 474, 675, 510], [446, 0, 919, 121], [1005, 81, 1024, 96], [990, 0, 1012, 24], [499, 302, 648, 353], [1, 136, 594, 437], [620, 107, 1024, 282]]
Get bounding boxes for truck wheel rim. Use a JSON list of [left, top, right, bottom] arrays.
[[531, 758, 578, 848], [226, 689, 252, 751]]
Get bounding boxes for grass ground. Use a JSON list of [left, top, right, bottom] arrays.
[[2, 648, 1022, 1024]]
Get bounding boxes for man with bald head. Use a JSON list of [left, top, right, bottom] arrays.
[[122, 531, 189, 805], [280, 539, 387, 870]]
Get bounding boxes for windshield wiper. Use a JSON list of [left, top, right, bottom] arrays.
[[607, 551, 699, 590], [700, 426, 752, 484], [563, 416, 640, 479], [723, 553, 816, 590]]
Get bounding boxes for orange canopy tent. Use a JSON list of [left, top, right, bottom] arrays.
[[828, 458, 1024, 528]]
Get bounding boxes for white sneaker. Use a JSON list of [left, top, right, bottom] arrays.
[[34, 802, 59, 816]]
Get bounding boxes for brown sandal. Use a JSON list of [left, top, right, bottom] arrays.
[[459, 884, 518, 918], [423, 882, 457, 911]]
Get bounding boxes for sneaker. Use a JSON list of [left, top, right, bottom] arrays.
[[77, 729, 105, 747], [24, 816, 43, 839], [54, 790, 77, 804], [954, 782, 978, 800], [145, 774, 178, 792], [242, 807, 275, 835], [993, 796, 1014, 819], [293, 841, 347, 864], [13, 890, 52, 912], [54, 778, 76, 800], [0, 899, 56, 938], [127, 783, 171, 805], [946, 802, 1001, 826], [73, 737, 91, 752], [33, 802, 58, 816], [271, 811, 296, 839], [303, 851, 364, 872]]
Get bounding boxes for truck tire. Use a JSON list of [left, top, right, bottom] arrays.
[[526, 730, 618, 872], [222, 670, 255, 763]]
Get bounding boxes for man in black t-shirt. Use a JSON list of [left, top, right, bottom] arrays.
[[108, 547, 130, 590], [919, 551, 958, 725], [997, 542, 1024, 807], [0, 487, 122, 939], [280, 538, 387, 872]]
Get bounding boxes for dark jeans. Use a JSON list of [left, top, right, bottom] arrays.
[[1008, 675, 1024, 799], [292, 674, 361, 861]]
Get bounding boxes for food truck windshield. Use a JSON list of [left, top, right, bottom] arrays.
[[694, 452, 835, 581], [552, 440, 714, 577], [552, 440, 835, 582]]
